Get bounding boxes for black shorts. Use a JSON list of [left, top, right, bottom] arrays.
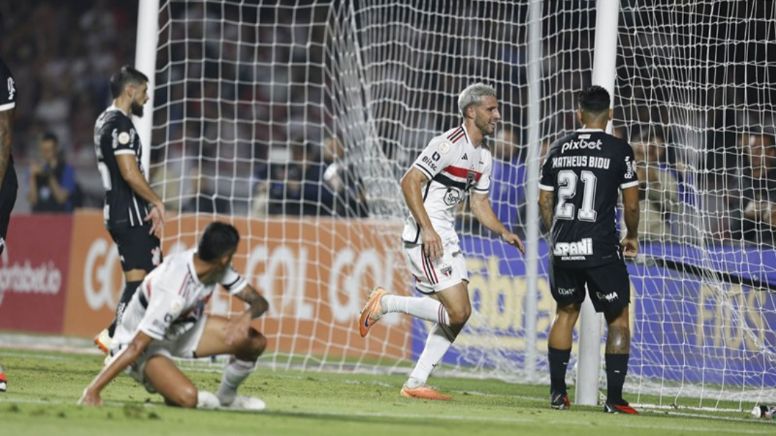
[[108, 223, 162, 272], [549, 260, 630, 317], [0, 166, 18, 255]]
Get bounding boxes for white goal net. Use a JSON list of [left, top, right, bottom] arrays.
[[147, 0, 776, 409]]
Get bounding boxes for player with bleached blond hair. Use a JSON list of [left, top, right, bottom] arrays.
[[359, 83, 524, 400]]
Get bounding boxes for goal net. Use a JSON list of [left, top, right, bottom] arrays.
[[147, 0, 776, 408]]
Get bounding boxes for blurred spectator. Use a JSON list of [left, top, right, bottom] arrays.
[[321, 136, 369, 217], [27, 132, 79, 212], [183, 168, 230, 215], [734, 131, 776, 246], [268, 141, 333, 216], [628, 130, 679, 240]]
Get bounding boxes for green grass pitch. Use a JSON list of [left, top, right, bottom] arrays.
[[0, 348, 772, 435]]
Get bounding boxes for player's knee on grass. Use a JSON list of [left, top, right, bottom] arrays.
[[166, 385, 198, 408]]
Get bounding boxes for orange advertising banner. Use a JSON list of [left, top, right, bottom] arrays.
[[62, 211, 411, 360]]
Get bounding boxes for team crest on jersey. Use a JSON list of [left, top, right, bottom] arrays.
[[443, 188, 462, 206]]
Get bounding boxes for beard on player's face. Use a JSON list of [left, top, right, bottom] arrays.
[[131, 100, 144, 117]]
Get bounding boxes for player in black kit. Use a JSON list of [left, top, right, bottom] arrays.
[[0, 51, 19, 393], [93, 66, 166, 353], [0, 56, 17, 258], [538, 86, 640, 414]]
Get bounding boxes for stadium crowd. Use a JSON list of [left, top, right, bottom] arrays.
[[1, 0, 774, 247]]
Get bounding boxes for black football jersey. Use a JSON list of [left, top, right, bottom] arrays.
[[539, 128, 638, 267], [0, 57, 16, 173], [93, 106, 148, 229]]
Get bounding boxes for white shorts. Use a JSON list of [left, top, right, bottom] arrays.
[[404, 243, 468, 294], [109, 314, 208, 393]]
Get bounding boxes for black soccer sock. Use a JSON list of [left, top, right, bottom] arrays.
[[548, 347, 571, 395], [107, 281, 142, 337], [605, 353, 629, 404]]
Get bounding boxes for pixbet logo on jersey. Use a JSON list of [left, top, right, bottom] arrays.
[[561, 138, 602, 153]]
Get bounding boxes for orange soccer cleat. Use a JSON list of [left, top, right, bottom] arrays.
[[93, 328, 112, 354], [358, 287, 386, 338], [0, 366, 7, 392], [400, 384, 452, 401]]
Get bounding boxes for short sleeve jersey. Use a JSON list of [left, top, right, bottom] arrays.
[[114, 249, 249, 344], [401, 125, 492, 246], [93, 106, 148, 228], [539, 128, 638, 267]]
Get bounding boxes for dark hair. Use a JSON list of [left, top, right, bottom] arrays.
[[198, 221, 240, 262], [40, 131, 59, 145], [109, 65, 149, 99], [577, 85, 611, 114]]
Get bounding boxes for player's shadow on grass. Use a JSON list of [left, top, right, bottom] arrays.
[[250, 409, 440, 427]]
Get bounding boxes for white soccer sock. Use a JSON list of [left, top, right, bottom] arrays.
[[407, 324, 455, 386], [197, 390, 220, 409], [217, 357, 256, 406], [381, 295, 450, 326]]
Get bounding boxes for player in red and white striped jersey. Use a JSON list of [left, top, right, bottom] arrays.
[[360, 83, 525, 400], [79, 222, 269, 411]]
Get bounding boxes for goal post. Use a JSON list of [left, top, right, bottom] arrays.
[[140, 0, 776, 410], [575, 0, 621, 407]]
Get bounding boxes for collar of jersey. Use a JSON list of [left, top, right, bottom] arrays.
[[460, 123, 477, 147], [108, 105, 129, 117], [576, 127, 604, 132]]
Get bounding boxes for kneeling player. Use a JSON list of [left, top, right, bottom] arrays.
[[79, 222, 269, 410]]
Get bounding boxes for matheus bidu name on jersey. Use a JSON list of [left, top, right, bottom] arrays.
[[551, 155, 610, 169], [553, 237, 593, 261]]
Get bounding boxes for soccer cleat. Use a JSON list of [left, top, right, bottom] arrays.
[[0, 367, 6, 392], [225, 395, 266, 411], [400, 384, 452, 401], [358, 287, 387, 338], [550, 391, 570, 410], [94, 328, 112, 354], [603, 400, 638, 414]]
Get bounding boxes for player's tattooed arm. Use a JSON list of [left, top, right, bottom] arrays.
[[234, 284, 270, 319], [0, 109, 14, 188], [539, 190, 555, 233]]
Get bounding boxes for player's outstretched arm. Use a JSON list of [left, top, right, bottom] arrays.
[[620, 185, 640, 258], [0, 109, 13, 188], [78, 331, 153, 406], [470, 192, 525, 254], [400, 167, 442, 259]]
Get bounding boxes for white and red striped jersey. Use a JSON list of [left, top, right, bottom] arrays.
[[402, 125, 493, 245], [114, 249, 248, 344]]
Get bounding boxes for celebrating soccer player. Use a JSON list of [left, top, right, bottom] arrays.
[[359, 83, 525, 400], [93, 66, 167, 353], [79, 222, 269, 410], [538, 86, 640, 414]]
